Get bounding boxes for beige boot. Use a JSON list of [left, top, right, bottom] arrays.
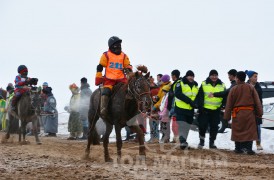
[[100, 95, 109, 119], [256, 141, 263, 150], [171, 136, 179, 143]]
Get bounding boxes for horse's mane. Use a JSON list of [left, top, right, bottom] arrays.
[[127, 65, 148, 82]]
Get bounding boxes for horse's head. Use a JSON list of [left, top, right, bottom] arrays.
[[127, 65, 152, 113], [29, 87, 41, 112], [15, 87, 41, 119]]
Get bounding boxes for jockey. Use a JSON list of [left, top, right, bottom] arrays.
[[11, 65, 37, 110], [95, 36, 132, 119]]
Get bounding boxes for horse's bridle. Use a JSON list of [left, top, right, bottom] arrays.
[[127, 77, 151, 112], [29, 90, 40, 111]]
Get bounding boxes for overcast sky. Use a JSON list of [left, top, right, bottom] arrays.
[[1, 0, 273, 110]]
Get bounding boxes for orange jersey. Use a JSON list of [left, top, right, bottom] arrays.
[[99, 51, 130, 80]]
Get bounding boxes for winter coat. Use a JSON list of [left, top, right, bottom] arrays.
[[247, 80, 263, 124], [167, 78, 180, 111], [213, 80, 236, 98], [224, 82, 263, 142], [79, 83, 92, 121], [158, 93, 170, 122], [69, 93, 80, 113], [68, 93, 82, 133], [174, 76, 198, 117], [14, 75, 30, 89], [150, 86, 159, 98], [43, 94, 58, 133], [0, 99, 6, 129], [153, 81, 172, 110], [197, 77, 226, 112], [5, 92, 14, 121]]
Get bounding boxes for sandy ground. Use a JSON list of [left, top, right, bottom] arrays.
[[0, 132, 274, 180]]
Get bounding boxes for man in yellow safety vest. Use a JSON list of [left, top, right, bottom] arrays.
[[196, 69, 226, 149]]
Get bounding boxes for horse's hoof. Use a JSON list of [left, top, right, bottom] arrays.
[[105, 157, 113, 162], [1, 139, 7, 144], [117, 157, 121, 164], [140, 151, 146, 156], [36, 142, 42, 145]]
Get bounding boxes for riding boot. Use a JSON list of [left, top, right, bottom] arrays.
[[100, 95, 109, 119]]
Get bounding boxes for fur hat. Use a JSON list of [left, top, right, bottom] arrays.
[[245, 70, 257, 78], [161, 74, 170, 83], [185, 70, 195, 77], [209, 69, 218, 76], [69, 83, 78, 90]]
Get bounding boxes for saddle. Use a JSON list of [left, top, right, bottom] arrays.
[[108, 83, 128, 100]]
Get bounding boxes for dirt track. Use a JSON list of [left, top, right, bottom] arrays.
[[0, 132, 274, 180]]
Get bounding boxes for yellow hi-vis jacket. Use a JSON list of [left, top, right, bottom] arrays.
[[174, 81, 198, 110], [202, 81, 225, 110]]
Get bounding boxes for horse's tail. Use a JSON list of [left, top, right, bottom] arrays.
[[88, 88, 101, 128]]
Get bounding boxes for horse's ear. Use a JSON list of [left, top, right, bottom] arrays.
[[135, 71, 140, 78], [144, 72, 150, 79]]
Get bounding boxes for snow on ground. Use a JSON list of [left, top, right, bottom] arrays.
[[57, 113, 274, 154]]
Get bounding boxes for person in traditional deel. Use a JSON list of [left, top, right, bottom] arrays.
[[66, 83, 82, 140], [42, 87, 58, 137], [224, 71, 263, 155]]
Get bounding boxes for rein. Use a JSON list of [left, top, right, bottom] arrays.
[[127, 77, 151, 112]]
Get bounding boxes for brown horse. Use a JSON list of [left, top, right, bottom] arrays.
[[84, 66, 152, 162], [4, 87, 42, 145]]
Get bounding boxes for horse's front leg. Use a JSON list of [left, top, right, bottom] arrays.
[[114, 123, 122, 162], [103, 122, 113, 162], [22, 121, 27, 143], [19, 122, 22, 143], [32, 116, 41, 145], [130, 125, 146, 156]]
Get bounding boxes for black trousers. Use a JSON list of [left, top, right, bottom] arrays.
[[235, 141, 253, 151], [198, 109, 220, 143], [176, 114, 194, 143]]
